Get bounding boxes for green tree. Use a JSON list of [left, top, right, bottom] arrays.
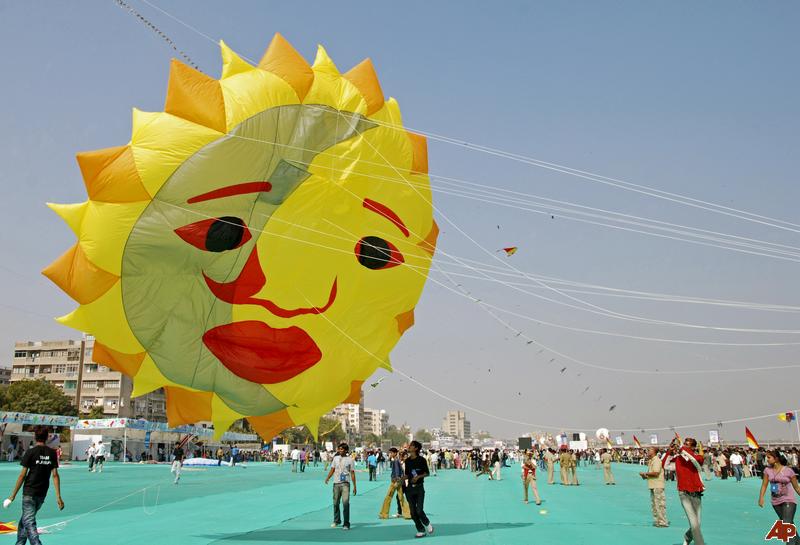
[[86, 406, 105, 419], [318, 417, 345, 443], [382, 425, 408, 447], [0, 380, 77, 416], [363, 433, 381, 447], [414, 429, 433, 443]]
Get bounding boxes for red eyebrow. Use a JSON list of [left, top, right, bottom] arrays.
[[188, 182, 273, 204], [363, 198, 409, 237]]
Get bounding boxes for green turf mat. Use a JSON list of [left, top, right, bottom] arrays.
[[0, 461, 778, 544]]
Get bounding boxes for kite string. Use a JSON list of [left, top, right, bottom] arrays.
[[113, 0, 201, 72], [38, 474, 170, 532], [292, 282, 795, 433], [219, 131, 800, 263], [159, 200, 800, 360], [323, 102, 800, 343], [125, 0, 800, 241]]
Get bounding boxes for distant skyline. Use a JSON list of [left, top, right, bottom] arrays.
[[1, 2, 799, 442]]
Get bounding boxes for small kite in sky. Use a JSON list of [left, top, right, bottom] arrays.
[[498, 246, 518, 256], [560, 367, 567, 373], [609, 405, 617, 412], [549, 358, 555, 363], [526, 340, 533, 345], [581, 386, 590, 395], [369, 377, 385, 389]]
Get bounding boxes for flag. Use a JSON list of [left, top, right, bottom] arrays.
[[778, 412, 796, 423], [501, 247, 518, 256], [674, 430, 681, 444], [0, 522, 17, 534], [745, 427, 760, 449], [606, 437, 613, 448], [633, 435, 642, 448]]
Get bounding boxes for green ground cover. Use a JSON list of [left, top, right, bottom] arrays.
[[0, 461, 777, 544]]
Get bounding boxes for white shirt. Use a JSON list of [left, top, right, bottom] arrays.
[[87, 446, 96, 457], [95, 444, 107, 457], [729, 453, 743, 465], [291, 449, 300, 461], [332, 455, 354, 483]]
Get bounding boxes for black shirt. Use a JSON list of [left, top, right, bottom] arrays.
[[404, 455, 429, 487], [20, 445, 58, 497], [173, 447, 185, 462]]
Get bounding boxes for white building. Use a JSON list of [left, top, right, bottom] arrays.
[[362, 408, 389, 436], [441, 410, 471, 440]]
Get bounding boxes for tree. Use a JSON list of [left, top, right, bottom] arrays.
[[382, 425, 408, 447], [318, 417, 345, 443], [0, 380, 77, 416], [414, 429, 433, 443], [363, 433, 381, 447], [86, 406, 105, 419]]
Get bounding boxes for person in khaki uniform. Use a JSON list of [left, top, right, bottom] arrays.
[[569, 450, 580, 485], [640, 447, 669, 528], [521, 454, 542, 505], [544, 449, 557, 484], [601, 449, 616, 485], [559, 449, 571, 485]]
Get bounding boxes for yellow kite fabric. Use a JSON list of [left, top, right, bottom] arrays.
[[43, 34, 437, 439]]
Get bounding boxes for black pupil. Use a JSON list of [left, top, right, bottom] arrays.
[[357, 236, 392, 269], [205, 217, 245, 252]]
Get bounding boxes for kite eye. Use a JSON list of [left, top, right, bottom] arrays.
[[355, 236, 404, 270], [175, 217, 252, 252]]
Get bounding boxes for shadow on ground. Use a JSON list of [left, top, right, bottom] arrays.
[[202, 522, 533, 543]]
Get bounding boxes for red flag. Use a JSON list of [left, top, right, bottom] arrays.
[[745, 427, 760, 449], [633, 435, 642, 448]]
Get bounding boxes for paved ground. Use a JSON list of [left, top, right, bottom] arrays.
[[0, 460, 777, 544]]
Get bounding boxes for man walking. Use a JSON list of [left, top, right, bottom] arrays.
[[379, 448, 411, 519], [729, 450, 744, 482], [325, 443, 357, 530], [601, 449, 616, 485], [404, 440, 433, 538], [670, 437, 705, 545], [171, 441, 185, 485], [367, 451, 377, 481], [640, 446, 669, 528], [568, 449, 580, 486], [5, 426, 65, 545], [94, 440, 107, 473], [291, 447, 299, 472], [490, 449, 502, 481]]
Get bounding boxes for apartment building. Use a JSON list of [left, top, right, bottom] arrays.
[[11, 336, 166, 420], [362, 408, 389, 437], [441, 410, 471, 440]]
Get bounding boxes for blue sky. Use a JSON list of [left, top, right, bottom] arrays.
[[1, 1, 799, 441]]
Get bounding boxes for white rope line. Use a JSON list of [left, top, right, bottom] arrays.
[[160, 198, 800, 339], [130, 0, 800, 244], [293, 283, 798, 432]]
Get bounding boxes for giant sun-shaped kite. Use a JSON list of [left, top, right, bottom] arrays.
[[43, 34, 437, 439]]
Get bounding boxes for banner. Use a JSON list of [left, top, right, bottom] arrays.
[[708, 430, 719, 444], [0, 412, 78, 427], [649, 434, 658, 445], [615, 436, 624, 446]]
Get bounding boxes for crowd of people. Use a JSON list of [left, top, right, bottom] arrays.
[[3, 425, 799, 543]]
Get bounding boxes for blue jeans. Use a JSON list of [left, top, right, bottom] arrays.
[[732, 464, 743, 482], [16, 495, 44, 545]]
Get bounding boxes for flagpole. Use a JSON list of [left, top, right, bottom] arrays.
[[795, 409, 800, 446]]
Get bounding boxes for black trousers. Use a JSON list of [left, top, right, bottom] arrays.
[[405, 485, 430, 533]]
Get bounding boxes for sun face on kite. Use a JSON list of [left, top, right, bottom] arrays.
[[43, 34, 437, 438]]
